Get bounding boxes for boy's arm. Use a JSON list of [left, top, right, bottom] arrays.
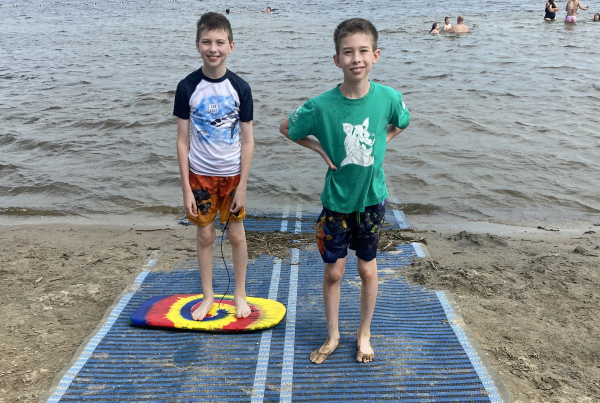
[[386, 124, 404, 143], [176, 118, 197, 217], [231, 121, 254, 213], [279, 118, 337, 170]]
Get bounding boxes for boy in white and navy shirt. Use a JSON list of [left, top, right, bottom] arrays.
[[174, 12, 254, 321]]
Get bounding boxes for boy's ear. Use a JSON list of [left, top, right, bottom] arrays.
[[196, 41, 201, 53], [372, 48, 381, 64], [333, 53, 341, 68], [229, 40, 235, 54]]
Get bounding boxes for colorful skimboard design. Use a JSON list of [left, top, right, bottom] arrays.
[[129, 294, 286, 332]]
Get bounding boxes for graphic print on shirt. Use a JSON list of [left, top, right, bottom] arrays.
[[340, 117, 375, 167], [190, 95, 240, 144]]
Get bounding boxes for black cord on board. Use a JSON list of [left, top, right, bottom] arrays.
[[217, 210, 238, 313]]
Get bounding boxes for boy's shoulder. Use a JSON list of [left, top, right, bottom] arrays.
[[223, 69, 251, 91]]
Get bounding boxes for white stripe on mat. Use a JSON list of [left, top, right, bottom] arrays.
[[280, 248, 299, 403], [281, 204, 290, 232], [46, 270, 149, 402], [435, 291, 503, 403], [294, 204, 302, 234], [250, 258, 283, 402]]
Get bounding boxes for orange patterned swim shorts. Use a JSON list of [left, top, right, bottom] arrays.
[[186, 171, 246, 227]]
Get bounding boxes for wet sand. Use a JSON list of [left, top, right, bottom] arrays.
[[0, 223, 599, 402]]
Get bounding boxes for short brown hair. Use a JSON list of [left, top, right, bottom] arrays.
[[457, 15, 464, 23], [196, 12, 233, 43], [333, 18, 378, 55]]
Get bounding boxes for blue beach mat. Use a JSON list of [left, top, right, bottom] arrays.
[[44, 213, 510, 403]]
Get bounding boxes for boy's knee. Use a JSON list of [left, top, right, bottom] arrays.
[[357, 259, 377, 280], [226, 223, 246, 247], [197, 226, 216, 247], [324, 265, 345, 283]]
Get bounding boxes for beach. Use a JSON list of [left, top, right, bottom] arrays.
[[1, 222, 599, 402]]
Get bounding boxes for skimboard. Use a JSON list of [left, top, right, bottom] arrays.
[[129, 294, 286, 333]]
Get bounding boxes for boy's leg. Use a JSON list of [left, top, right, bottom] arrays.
[[191, 222, 217, 321], [310, 257, 346, 364], [351, 199, 386, 362], [356, 257, 378, 363], [186, 172, 219, 321], [225, 220, 251, 319]]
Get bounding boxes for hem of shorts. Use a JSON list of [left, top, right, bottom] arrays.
[[218, 215, 245, 225]]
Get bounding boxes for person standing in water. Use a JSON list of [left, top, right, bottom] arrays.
[[442, 16, 452, 30], [565, 0, 589, 22], [448, 15, 469, 33], [593, 12, 600, 21], [429, 23, 440, 34], [545, 0, 560, 20]]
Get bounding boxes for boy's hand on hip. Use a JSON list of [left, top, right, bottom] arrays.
[[231, 188, 246, 213], [184, 191, 197, 217], [319, 150, 338, 171]]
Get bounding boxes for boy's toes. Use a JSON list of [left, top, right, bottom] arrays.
[[309, 337, 339, 364], [356, 351, 375, 363], [234, 298, 251, 318], [309, 351, 328, 364], [191, 298, 214, 321]]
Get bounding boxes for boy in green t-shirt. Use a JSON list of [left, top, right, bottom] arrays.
[[279, 18, 410, 364]]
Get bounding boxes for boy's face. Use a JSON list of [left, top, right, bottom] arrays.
[[333, 33, 380, 85], [196, 29, 234, 71]]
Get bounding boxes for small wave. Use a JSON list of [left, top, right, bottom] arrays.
[[0, 207, 68, 217], [400, 203, 442, 215], [491, 188, 533, 201], [421, 73, 452, 80], [0, 163, 18, 172]]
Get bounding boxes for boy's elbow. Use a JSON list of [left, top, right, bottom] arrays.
[[279, 119, 290, 139]]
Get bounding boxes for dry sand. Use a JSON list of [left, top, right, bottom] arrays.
[[0, 222, 599, 402]]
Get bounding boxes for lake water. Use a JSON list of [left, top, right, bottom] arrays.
[[1, 0, 599, 227]]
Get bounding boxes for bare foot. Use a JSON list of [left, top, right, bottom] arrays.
[[191, 295, 214, 321], [309, 335, 340, 364], [234, 295, 251, 319], [356, 335, 375, 363]]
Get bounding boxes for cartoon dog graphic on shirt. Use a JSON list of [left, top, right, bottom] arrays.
[[340, 117, 375, 167]]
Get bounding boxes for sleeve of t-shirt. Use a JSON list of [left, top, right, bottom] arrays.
[[389, 91, 411, 130], [173, 80, 190, 120], [238, 83, 253, 122], [288, 100, 316, 142]]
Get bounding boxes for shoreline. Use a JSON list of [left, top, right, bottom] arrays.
[[1, 220, 599, 402]]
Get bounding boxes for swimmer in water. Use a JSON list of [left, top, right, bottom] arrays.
[[448, 15, 469, 33], [442, 16, 452, 30], [544, 0, 559, 20], [266, 6, 272, 13], [593, 12, 600, 21], [429, 23, 440, 34], [565, 0, 589, 22]]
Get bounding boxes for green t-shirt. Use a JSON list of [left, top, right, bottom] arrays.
[[288, 82, 410, 213]]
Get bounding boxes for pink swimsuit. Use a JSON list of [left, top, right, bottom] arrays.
[[565, 15, 577, 22]]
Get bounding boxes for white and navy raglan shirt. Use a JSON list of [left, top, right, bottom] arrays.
[[173, 68, 253, 176]]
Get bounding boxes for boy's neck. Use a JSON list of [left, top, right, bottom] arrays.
[[338, 79, 371, 100], [202, 65, 227, 80]]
